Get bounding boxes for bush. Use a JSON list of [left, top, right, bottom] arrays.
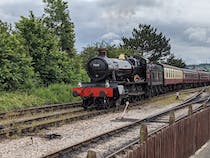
[[31, 83, 80, 104], [0, 84, 81, 112], [0, 92, 44, 111], [0, 21, 34, 91]]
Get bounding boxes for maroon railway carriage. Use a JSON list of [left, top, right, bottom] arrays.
[[198, 71, 210, 83], [182, 69, 199, 84]]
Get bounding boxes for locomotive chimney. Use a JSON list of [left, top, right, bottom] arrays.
[[98, 48, 108, 57]]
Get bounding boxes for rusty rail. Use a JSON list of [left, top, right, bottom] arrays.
[[0, 102, 82, 120]]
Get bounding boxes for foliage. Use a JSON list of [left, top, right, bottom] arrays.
[[80, 41, 132, 67], [122, 24, 171, 62], [0, 84, 80, 112], [16, 12, 77, 85], [0, 20, 34, 90], [0, 0, 86, 98], [59, 55, 89, 84], [0, 91, 44, 111], [166, 54, 186, 68], [31, 83, 80, 104], [43, 0, 75, 57]]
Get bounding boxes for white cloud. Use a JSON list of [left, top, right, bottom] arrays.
[[101, 32, 122, 46], [207, 38, 210, 43], [0, 0, 27, 5], [172, 40, 210, 64], [0, 0, 42, 6], [184, 27, 207, 42], [101, 32, 120, 40], [183, 27, 210, 45], [111, 39, 123, 46]]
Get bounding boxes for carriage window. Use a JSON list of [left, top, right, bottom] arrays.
[[169, 69, 171, 78]]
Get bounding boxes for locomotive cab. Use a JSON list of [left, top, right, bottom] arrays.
[[127, 55, 147, 82]]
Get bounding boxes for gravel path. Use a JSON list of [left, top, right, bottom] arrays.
[[0, 92, 200, 158]]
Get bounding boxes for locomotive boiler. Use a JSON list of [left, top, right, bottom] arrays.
[[86, 48, 146, 82]]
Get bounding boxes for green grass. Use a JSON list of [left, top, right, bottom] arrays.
[[149, 93, 189, 107], [207, 87, 210, 92], [0, 84, 80, 112]]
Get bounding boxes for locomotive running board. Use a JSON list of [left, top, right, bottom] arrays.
[[123, 81, 147, 85], [128, 92, 145, 96]]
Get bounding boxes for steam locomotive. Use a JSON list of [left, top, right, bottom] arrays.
[[72, 48, 210, 109]]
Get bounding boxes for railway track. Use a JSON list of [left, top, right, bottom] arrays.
[[106, 99, 210, 158], [0, 87, 201, 120], [42, 87, 208, 158], [0, 107, 112, 137], [0, 87, 204, 138], [0, 102, 82, 120]]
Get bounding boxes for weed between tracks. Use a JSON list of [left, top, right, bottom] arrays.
[[207, 87, 210, 92], [0, 107, 83, 125], [13, 110, 96, 137], [133, 91, 191, 109], [148, 93, 189, 107], [1, 109, 100, 138]]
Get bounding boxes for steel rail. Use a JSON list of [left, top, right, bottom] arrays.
[[0, 102, 82, 120]]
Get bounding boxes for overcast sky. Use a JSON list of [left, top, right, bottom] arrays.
[[0, 0, 210, 64]]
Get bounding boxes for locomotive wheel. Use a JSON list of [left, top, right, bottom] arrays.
[[104, 102, 111, 109], [95, 98, 111, 109], [82, 98, 94, 110], [102, 98, 108, 109]]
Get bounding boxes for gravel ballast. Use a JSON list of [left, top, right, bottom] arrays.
[[0, 92, 201, 158]]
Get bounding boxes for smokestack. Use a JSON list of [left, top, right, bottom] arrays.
[[98, 48, 108, 57]]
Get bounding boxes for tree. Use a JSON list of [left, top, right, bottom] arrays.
[[16, 12, 87, 86], [0, 20, 34, 90], [43, 0, 75, 57], [80, 41, 132, 67], [65, 56, 89, 84], [122, 24, 171, 62], [166, 54, 186, 68], [16, 12, 68, 85]]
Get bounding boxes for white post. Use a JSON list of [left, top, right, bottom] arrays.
[[119, 101, 130, 119]]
